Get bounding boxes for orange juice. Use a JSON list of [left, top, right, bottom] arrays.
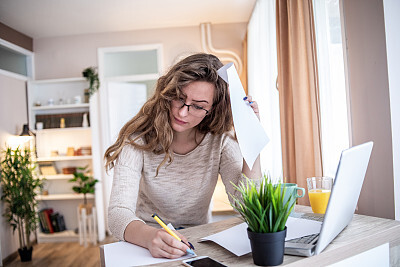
[[309, 189, 331, 214]]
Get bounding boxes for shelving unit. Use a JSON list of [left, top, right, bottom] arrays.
[[28, 78, 103, 243]]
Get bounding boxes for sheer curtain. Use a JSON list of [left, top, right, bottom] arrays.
[[247, 0, 283, 180], [313, 0, 349, 178]]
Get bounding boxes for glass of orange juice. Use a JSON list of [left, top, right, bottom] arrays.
[[307, 177, 333, 214]]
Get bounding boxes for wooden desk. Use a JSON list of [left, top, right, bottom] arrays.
[[102, 206, 400, 266]]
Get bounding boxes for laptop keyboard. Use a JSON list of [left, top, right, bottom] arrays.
[[286, 212, 324, 244], [288, 233, 319, 244], [290, 212, 325, 222]]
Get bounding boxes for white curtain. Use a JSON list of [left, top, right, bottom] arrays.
[[313, 0, 349, 178], [247, 0, 283, 180]]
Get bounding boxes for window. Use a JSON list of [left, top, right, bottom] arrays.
[[313, 0, 350, 177], [0, 39, 33, 79], [247, 0, 349, 179]]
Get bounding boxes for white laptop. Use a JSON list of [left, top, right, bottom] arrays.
[[285, 141, 374, 257]]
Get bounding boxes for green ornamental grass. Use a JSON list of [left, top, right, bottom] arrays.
[[230, 174, 296, 233], [1, 146, 43, 250]]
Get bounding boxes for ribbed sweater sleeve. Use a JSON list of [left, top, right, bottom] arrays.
[[108, 144, 144, 241]]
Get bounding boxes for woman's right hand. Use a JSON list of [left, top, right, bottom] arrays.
[[147, 227, 190, 259]]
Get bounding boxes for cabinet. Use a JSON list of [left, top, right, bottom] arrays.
[[28, 78, 103, 243]]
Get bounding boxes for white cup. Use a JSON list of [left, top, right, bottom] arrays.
[[36, 122, 44, 130], [74, 96, 81, 104]]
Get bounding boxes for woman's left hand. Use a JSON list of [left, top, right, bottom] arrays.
[[243, 96, 260, 120]]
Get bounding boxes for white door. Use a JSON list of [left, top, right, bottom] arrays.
[[103, 81, 147, 223], [107, 82, 147, 144]]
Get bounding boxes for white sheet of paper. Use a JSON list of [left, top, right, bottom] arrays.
[[217, 63, 269, 169], [200, 217, 322, 256], [104, 241, 193, 267]]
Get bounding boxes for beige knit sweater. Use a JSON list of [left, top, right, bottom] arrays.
[[108, 132, 245, 241]]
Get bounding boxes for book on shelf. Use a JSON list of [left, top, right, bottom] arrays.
[[38, 208, 66, 234]]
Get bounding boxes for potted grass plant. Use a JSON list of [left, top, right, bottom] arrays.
[[0, 146, 43, 262], [69, 166, 98, 214], [230, 174, 296, 266]]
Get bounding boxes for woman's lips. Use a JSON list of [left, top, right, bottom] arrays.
[[174, 116, 187, 125]]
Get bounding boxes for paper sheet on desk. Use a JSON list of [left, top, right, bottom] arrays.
[[217, 63, 269, 169], [200, 217, 322, 256], [103, 241, 193, 267]]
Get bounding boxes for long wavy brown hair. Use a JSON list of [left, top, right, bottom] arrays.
[[104, 53, 234, 174]]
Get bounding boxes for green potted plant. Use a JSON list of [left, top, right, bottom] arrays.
[[230, 174, 296, 266], [69, 166, 98, 214], [0, 146, 43, 262], [82, 66, 100, 102]]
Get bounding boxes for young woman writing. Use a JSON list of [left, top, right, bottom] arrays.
[[105, 53, 261, 259]]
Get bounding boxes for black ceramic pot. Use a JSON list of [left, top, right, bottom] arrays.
[[18, 246, 33, 262], [247, 227, 287, 266]]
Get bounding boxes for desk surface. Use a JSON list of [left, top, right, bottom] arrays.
[[101, 206, 400, 266], [148, 206, 400, 266]]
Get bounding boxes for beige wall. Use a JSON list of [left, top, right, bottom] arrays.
[[33, 23, 247, 79], [342, 0, 395, 219], [0, 73, 28, 259]]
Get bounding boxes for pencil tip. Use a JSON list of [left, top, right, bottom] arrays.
[[186, 248, 195, 255]]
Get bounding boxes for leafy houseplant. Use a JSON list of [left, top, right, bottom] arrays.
[[82, 66, 100, 100], [230, 174, 296, 266], [69, 166, 98, 213], [0, 147, 43, 262]]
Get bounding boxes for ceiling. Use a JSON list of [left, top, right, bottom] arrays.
[[0, 0, 256, 39]]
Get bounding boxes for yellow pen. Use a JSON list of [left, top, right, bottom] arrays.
[[151, 213, 195, 255]]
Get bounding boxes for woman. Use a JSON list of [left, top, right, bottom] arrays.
[[105, 53, 261, 259]]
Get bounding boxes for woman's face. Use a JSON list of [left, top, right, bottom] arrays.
[[170, 81, 215, 134]]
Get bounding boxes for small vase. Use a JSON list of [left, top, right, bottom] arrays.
[[82, 113, 89, 127], [247, 227, 287, 266], [18, 246, 33, 262]]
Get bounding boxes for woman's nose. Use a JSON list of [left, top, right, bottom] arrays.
[[178, 104, 189, 116]]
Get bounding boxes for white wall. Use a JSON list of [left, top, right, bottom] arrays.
[[0, 73, 28, 260], [342, 0, 395, 219], [383, 0, 400, 221], [33, 23, 246, 79]]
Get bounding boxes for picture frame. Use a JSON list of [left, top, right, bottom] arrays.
[[39, 162, 58, 175]]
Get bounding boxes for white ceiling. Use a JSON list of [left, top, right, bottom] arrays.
[[0, 0, 256, 39]]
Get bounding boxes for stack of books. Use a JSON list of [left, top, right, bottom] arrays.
[[38, 208, 66, 233]]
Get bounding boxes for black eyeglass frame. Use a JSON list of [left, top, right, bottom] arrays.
[[172, 98, 210, 117]]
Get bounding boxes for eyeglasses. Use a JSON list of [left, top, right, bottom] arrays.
[[171, 98, 210, 118]]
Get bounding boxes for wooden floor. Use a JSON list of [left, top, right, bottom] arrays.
[[4, 235, 118, 267]]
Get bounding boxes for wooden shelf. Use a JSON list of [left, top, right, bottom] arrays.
[[37, 155, 92, 162], [37, 230, 79, 243], [37, 194, 95, 201]]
